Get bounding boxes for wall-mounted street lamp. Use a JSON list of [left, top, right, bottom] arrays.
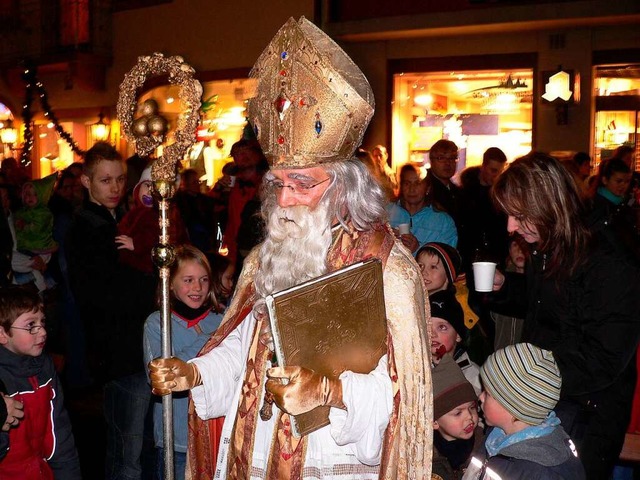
[[90, 111, 110, 142], [0, 118, 18, 147]]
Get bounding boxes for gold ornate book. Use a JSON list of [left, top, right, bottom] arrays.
[[265, 258, 387, 437]]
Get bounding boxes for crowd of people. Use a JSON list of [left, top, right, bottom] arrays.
[[1, 14, 640, 480]]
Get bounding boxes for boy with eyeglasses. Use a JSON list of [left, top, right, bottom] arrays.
[[0, 286, 81, 478]]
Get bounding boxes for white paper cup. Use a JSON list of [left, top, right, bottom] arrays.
[[472, 262, 497, 292], [398, 223, 411, 235], [229, 175, 236, 187]]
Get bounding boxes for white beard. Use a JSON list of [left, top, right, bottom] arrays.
[[253, 199, 333, 299]]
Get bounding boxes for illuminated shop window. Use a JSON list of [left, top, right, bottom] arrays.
[[139, 78, 252, 187], [594, 64, 640, 171], [392, 69, 533, 172]]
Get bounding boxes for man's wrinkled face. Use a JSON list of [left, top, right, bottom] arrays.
[[269, 167, 332, 210]]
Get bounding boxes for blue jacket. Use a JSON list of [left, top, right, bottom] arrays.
[[143, 309, 223, 452], [386, 201, 457, 251]]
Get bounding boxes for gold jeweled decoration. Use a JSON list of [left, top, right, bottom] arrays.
[[117, 52, 202, 181], [247, 17, 375, 168]]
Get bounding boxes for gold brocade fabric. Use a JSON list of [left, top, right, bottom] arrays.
[[186, 224, 433, 479], [378, 241, 433, 479]]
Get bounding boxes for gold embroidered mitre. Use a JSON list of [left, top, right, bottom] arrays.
[[247, 16, 375, 168]]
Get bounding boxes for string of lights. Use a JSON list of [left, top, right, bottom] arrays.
[[20, 65, 85, 166]]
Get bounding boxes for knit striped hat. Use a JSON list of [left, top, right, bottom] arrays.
[[480, 343, 561, 425]]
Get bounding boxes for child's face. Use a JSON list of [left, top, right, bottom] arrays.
[[434, 400, 479, 441], [431, 316, 461, 357], [417, 252, 449, 294], [508, 241, 526, 270], [0, 309, 47, 357], [603, 171, 632, 197], [171, 259, 210, 309], [479, 389, 513, 430], [22, 184, 38, 208], [138, 181, 153, 207], [81, 160, 126, 211]]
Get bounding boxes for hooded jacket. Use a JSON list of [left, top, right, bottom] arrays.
[[0, 347, 80, 479], [13, 173, 58, 253]]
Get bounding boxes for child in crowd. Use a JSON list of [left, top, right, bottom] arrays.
[[0, 286, 81, 478], [416, 242, 461, 295], [464, 343, 585, 479], [505, 234, 527, 273], [68, 142, 157, 480], [490, 235, 528, 350], [417, 242, 478, 327], [66, 141, 126, 381], [12, 174, 58, 292], [432, 353, 483, 479], [116, 165, 188, 275], [430, 290, 481, 395], [143, 245, 225, 480]]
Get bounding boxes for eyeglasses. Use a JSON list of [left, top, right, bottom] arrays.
[[11, 323, 46, 335], [430, 155, 458, 163], [268, 177, 330, 195]]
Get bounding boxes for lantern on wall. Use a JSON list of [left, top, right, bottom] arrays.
[[0, 118, 18, 147], [90, 112, 110, 142]]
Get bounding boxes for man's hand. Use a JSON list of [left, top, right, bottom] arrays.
[[265, 366, 345, 416], [2, 395, 24, 431], [148, 357, 201, 396]]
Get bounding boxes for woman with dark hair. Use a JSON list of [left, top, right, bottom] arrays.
[[490, 152, 640, 480]]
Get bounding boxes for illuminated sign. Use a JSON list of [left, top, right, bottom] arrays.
[[541, 69, 578, 104], [542, 71, 572, 102]]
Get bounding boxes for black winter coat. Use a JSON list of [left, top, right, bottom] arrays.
[[493, 234, 640, 477]]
